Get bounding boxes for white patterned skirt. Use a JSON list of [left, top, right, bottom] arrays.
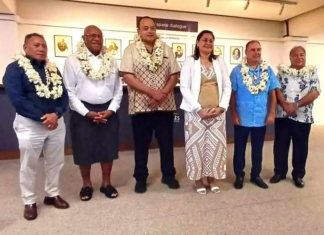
[[184, 111, 227, 180]]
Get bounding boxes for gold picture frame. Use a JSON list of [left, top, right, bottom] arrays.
[[105, 39, 122, 59], [172, 43, 186, 62], [54, 35, 73, 58], [230, 46, 243, 64]]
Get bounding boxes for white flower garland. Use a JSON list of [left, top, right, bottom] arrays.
[[277, 64, 317, 80], [240, 57, 269, 95], [76, 40, 112, 81], [13, 54, 63, 99], [134, 34, 164, 72]]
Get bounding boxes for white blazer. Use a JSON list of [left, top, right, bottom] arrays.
[[179, 56, 232, 112]]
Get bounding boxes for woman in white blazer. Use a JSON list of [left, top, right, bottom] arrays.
[[179, 30, 232, 194]]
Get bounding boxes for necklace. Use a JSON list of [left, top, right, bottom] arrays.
[[13, 54, 63, 99], [240, 57, 269, 95], [134, 34, 164, 72], [76, 40, 112, 81]]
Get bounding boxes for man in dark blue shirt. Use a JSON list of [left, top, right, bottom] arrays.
[[3, 33, 70, 221]]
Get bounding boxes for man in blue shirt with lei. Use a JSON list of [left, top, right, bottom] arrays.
[[3, 33, 70, 221], [230, 40, 279, 190]]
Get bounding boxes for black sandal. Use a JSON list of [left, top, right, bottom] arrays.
[[100, 185, 118, 199], [80, 186, 93, 201]]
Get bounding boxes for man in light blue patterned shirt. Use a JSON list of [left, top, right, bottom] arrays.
[[230, 40, 280, 190], [270, 46, 320, 188]]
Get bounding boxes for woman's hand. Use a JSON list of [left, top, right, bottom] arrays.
[[207, 108, 223, 118], [198, 109, 209, 119]]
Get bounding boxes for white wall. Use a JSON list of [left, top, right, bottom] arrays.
[[0, 15, 17, 82], [18, 24, 283, 77], [13, 0, 285, 78], [17, 0, 283, 38], [307, 42, 324, 125]]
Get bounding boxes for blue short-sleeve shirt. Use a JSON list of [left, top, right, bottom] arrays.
[[230, 64, 280, 127]]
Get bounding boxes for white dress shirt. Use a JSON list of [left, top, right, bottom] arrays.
[[63, 49, 123, 116]]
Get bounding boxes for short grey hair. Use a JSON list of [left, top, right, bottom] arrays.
[[289, 46, 306, 56]]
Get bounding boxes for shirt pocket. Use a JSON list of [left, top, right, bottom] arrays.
[[105, 71, 116, 86]]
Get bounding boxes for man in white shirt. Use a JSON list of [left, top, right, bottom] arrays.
[[63, 25, 123, 200]]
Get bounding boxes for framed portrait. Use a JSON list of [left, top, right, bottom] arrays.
[[172, 43, 186, 62], [105, 39, 122, 59], [129, 40, 134, 45], [214, 45, 224, 58], [54, 35, 73, 58], [192, 44, 196, 55], [230, 46, 243, 64]]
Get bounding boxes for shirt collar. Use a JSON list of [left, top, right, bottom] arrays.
[[26, 55, 46, 67], [248, 64, 261, 72], [87, 48, 103, 58]]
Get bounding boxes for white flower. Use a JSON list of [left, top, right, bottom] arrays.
[[240, 56, 269, 95], [13, 54, 63, 100], [134, 34, 164, 72], [76, 40, 112, 81], [277, 64, 317, 80]]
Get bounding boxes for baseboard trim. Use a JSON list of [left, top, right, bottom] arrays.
[[0, 135, 274, 160]]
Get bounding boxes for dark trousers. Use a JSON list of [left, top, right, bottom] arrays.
[[131, 111, 176, 182], [233, 125, 266, 179], [273, 118, 311, 179]]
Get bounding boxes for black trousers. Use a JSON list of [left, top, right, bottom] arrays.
[[233, 125, 266, 179], [131, 111, 176, 182], [273, 118, 311, 179]]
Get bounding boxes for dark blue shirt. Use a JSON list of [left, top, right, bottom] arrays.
[[3, 56, 68, 122]]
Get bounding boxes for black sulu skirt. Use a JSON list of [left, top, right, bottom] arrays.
[[70, 100, 119, 165]]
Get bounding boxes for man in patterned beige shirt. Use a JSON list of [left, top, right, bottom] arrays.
[[120, 16, 180, 193]]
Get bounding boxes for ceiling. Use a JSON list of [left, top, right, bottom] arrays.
[[63, 0, 324, 21], [0, 0, 11, 14]]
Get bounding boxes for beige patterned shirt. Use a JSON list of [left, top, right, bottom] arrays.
[[120, 42, 180, 115]]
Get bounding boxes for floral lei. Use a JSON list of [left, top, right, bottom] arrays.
[[240, 57, 269, 95], [76, 40, 112, 81], [13, 54, 63, 99], [134, 34, 164, 72], [277, 64, 317, 80]]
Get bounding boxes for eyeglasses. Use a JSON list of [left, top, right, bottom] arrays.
[[84, 33, 103, 39]]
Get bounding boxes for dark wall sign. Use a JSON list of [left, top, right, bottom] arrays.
[[136, 16, 198, 33]]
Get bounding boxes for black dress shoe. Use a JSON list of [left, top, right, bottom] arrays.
[[24, 203, 37, 221], [44, 196, 70, 209], [161, 178, 180, 189], [251, 177, 268, 189], [234, 177, 244, 189], [294, 178, 305, 188], [135, 181, 147, 194], [270, 174, 286, 183]]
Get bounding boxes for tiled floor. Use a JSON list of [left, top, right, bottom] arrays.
[[0, 126, 323, 235]]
